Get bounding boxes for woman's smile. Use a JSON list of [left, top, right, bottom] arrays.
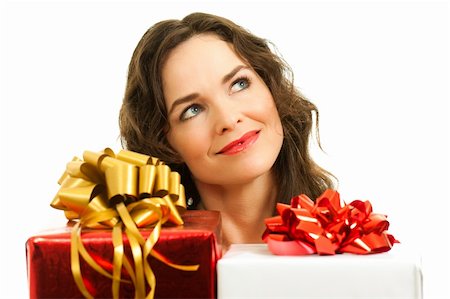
[[216, 130, 260, 155]]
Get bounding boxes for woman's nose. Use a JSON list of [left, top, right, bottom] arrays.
[[213, 101, 242, 135]]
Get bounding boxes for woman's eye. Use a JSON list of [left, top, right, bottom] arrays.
[[180, 104, 203, 121], [230, 77, 250, 93]]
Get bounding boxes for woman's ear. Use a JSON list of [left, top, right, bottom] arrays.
[[163, 140, 184, 164], [162, 125, 183, 163], [170, 153, 184, 164]]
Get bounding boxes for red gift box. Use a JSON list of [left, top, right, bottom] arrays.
[[27, 210, 222, 298]]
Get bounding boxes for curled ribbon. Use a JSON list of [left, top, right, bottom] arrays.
[[263, 189, 399, 255], [51, 148, 199, 299]]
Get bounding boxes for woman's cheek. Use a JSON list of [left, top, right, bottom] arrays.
[[257, 97, 283, 138], [171, 126, 208, 161]]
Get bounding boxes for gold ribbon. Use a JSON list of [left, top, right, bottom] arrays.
[[51, 148, 199, 299]]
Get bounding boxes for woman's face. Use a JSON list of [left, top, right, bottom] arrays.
[[162, 34, 283, 185]]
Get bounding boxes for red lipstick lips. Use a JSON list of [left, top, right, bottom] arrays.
[[217, 130, 260, 155]]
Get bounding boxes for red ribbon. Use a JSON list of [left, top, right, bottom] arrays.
[[262, 189, 399, 255]]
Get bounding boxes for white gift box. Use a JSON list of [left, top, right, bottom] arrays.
[[217, 244, 422, 299]]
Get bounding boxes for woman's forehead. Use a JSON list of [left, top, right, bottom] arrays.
[[161, 34, 248, 102], [164, 33, 243, 69]]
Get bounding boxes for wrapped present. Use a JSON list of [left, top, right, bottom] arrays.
[[217, 190, 417, 298], [27, 210, 222, 298], [217, 244, 422, 298], [26, 148, 222, 298]]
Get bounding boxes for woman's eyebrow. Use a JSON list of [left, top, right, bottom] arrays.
[[168, 93, 199, 115], [222, 65, 249, 84], [168, 65, 250, 115]]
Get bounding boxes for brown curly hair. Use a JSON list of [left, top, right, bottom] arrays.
[[119, 12, 335, 208]]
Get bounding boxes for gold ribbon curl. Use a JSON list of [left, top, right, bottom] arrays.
[[51, 148, 199, 299]]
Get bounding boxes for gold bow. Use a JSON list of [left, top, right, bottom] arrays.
[[51, 148, 198, 299]]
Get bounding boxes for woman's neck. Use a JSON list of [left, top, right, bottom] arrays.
[[194, 171, 277, 251]]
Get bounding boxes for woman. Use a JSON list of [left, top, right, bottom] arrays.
[[119, 12, 335, 249]]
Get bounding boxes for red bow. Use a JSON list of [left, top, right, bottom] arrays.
[[263, 190, 399, 255]]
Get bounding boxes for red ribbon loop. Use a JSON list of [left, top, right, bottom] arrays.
[[263, 189, 399, 255]]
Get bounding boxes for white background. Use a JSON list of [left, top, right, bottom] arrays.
[[1, 0, 449, 298]]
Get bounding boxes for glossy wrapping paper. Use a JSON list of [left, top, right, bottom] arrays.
[[27, 210, 222, 299], [217, 244, 423, 299]]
